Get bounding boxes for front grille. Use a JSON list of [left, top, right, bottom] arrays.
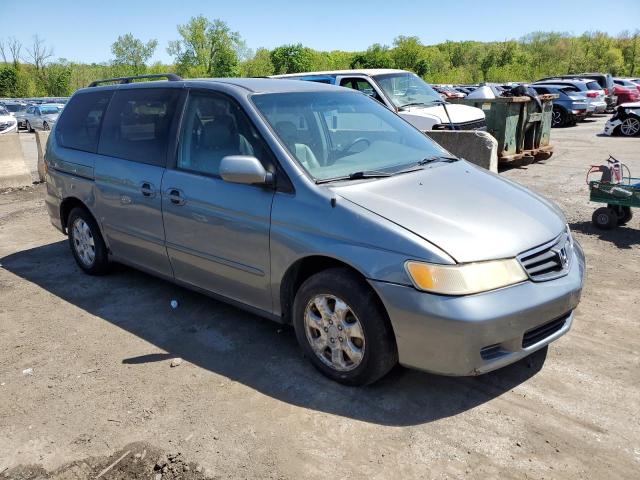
[[456, 119, 487, 130], [522, 313, 570, 348], [433, 119, 487, 131], [518, 231, 572, 281]]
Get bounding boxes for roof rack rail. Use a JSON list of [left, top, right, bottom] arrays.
[[88, 73, 182, 87]]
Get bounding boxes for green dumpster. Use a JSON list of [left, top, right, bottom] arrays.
[[524, 93, 556, 160], [449, 94, 557, 164]]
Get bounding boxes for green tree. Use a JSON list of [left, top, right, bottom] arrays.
[[111, 33, 158, 75], [392, 36, 426, 74], [0, 67, 19, 97], [350, 44, 394, 69], [168, 16, 243, 77], [45, 62, 72, 96], [270, 44, 314, 74], [239, 48, 274, 77]]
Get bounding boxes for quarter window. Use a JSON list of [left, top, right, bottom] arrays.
[[55, 91, 112, 153], [98, 89, 180, 166]]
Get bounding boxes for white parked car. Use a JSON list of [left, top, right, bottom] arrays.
[[603, 102, 640, 137], [24, 103, 64, 132], [0, 106, 18, 134], [272, 69, 487, 131]]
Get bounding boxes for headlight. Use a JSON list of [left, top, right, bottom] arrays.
[[405, 258, 528, 295]]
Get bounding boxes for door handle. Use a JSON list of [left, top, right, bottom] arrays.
[[140, 182, 156, 198], [167, 188, 186, 206]]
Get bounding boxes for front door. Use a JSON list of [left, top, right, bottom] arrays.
[[161, 91, 276, 311], [94, 87, 182, 277]]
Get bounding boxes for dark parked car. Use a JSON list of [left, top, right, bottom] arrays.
[[530, 85, 589, 126]]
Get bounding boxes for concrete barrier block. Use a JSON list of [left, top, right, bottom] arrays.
[[0, 133, 33, 189], [424, 130, 498, 173], [34, 131, 50, 182]]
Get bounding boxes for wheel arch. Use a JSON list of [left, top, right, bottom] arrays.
[[59, 197, 95, 234], [278, 255, 390, 326]]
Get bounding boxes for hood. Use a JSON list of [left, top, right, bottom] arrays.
[[331, 161, 565, 263], [399, 103, 484, 129], [0, 114, 15, 123]]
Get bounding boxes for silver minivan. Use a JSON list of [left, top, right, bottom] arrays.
[[45, 74, 585, 385]]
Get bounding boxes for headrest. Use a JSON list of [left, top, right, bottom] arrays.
[[275, 121, 297, 143], [202, 119, 236, 150]]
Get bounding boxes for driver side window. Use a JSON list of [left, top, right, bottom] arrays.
[[177, 93, 272, 177], [339, 78, 384, 103]]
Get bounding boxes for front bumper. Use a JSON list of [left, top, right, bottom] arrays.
[[371, 241, 585, 376], [0, 123, 17, 134], [602, 119, 620, 136]]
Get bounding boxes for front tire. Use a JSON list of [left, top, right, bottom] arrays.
[[43, 122, 50, 131], [592, 207, 618, 230], [292, 268, 397, 386], [67, 207, 110, 275], [26, 121, 34, 133]]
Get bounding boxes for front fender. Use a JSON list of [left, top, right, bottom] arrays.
[[269, 187, 454, 316]]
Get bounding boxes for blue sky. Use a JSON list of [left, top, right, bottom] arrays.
[[1, 0, 639, 64]]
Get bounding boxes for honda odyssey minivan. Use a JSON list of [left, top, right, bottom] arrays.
[[45, 74, 585, 385]]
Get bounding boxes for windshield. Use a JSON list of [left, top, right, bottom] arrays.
[[252, 91, 448, 181], [40, 106, 61, 115], [373, 72, 443, 108], [4, 104, 26, 113]]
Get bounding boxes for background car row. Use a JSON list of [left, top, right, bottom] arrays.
[[0, 100, 64, 131]]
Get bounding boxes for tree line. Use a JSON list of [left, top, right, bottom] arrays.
[[1, 15, 638, 98]]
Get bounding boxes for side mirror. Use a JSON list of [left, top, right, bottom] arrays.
[[219, 155, 273, 186]]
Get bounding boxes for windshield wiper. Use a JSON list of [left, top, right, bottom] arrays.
[[399, 102, 426, 110], [393, 155, 459, 175], [315, 170, 392, 184]]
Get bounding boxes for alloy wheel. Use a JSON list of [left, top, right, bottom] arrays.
[[552, 109, 562, 126], [72, 218, 96, 267], [620, 117, 640, 136], [304, 294, 365, 372]]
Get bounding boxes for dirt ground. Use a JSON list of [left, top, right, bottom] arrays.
[[1, 115, 638, 479]]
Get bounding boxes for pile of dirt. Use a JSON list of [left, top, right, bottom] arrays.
[[2, 442, 213, 480]]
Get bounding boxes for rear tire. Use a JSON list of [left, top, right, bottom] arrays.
[[609, 205, 633, 225], [619, 117, 640, 137], [67, 207, 110, 275], [292, 268, 397, 386], [592, 207, 617, 230]]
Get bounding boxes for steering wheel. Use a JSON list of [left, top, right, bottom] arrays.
[[341, 137, 371, 153]]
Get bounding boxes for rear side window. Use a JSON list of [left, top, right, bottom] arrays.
[[586, 81, 600, 90], [98, 89, 180, 166], [55, 91, 112, 153]]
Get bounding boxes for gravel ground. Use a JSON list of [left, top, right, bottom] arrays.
[[0, 115, 638, 479]]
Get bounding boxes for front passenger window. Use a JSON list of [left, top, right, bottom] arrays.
[[177, 93, 271, 177]]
